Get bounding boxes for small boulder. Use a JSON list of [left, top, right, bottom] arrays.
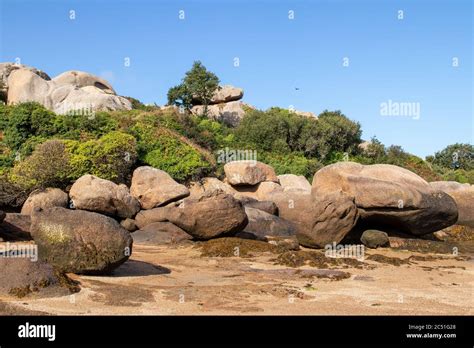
[[130, 166, 190, 209], [69, 175, 140, 218], [224, 161, 278, 186], [21, 188, 68, 215], [120, 218, 138, 232], [360, 230, 390, 248], [30, 207, 132, 274], [132, 222, 192, 245]]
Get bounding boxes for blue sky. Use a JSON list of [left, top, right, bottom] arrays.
[[0, 0, 472, 158]]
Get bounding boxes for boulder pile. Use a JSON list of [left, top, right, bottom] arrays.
[[0, 159, 467, 297]]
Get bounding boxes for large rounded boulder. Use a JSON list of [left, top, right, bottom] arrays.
[[135, 191, 248, 240], [69, 175, 140, 219], [21, 188, 68, 215], [52, 70, 116, 94], [270, 190, 359, 248], [130, 166, 190, 209], [312, 162, 458, 235], [30, 207, 132, 274], [224, 160, 278, 186], [430, 181, 474, 227]]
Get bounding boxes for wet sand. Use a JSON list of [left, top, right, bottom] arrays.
[[1, 240, 472, 315]]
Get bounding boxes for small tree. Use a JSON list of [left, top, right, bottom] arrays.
[[167, 61, 219, 115]]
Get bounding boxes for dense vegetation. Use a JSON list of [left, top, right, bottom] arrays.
[[0, 63, 471, 208]]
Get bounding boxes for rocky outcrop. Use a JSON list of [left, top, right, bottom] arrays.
[[232, 181, 283, 201], [69, 175, 140, 219], [21, 188, 68, 215], [224, 160, 278, 186], [430, 181, 474, 227], [191, 101, 247, 127], [30, 207, 132, 274], [190, 85, 248, 126], [312, 162, 458, 235], [3, 62, 131, 114], [130, 166, 190, 209], [52, 70, 116, 94]]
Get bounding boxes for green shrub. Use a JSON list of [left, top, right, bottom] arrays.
[[10, 132, 137, 189], [131, 122, 210, 181], [10, 140, 71, 190], [259, 152, 323, 179], [2, 102, 56, 151], [429, 143, 474, 170]]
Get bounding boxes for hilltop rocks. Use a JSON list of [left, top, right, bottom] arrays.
[[21, 188, 68, 215], [3, 62, 132, 114], [30, 207, 132, 274], [224, 160, 278, 186], [277, 174, 311, 193], [135, 192, 248, 240], [130, 166, 190, 209], [312, 162, 458, 235], [193, 85, 243, 105], [191, 101, 247, 127], [0, 62, 50, 93], [190, 85, 247, 126], [52, 70, 116, 94], [69, 175, 140, 219], [430, 181, 474, 227]]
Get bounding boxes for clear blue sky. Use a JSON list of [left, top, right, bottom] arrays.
[[0, 0, 472, 158]]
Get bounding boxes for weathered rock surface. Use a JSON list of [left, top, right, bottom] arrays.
[[224, 161, 278, 186], [277, 174, 311, 193], [191, 101, 247, 127], [52, 70, 116, 94], [21, 188, 68, 215], [0, 258, 73, 298], [430, 181, 474, 227], [233, 181, 283, 201], [4, 63, 132, 114], [270, 191, 359, 248], [360, 230, 390, 248], [132, 222, 192, 244], [69, 175, 140, 218], [30, 207, 132, 274], [130, 166, 190, 209], [0, 213, 31, 240], [135, 192, 248, 240], [312, 162, 458, 235], [120, 218, 138, 232], [238, 196, 278, 215], [236, 207, 296, 242]]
